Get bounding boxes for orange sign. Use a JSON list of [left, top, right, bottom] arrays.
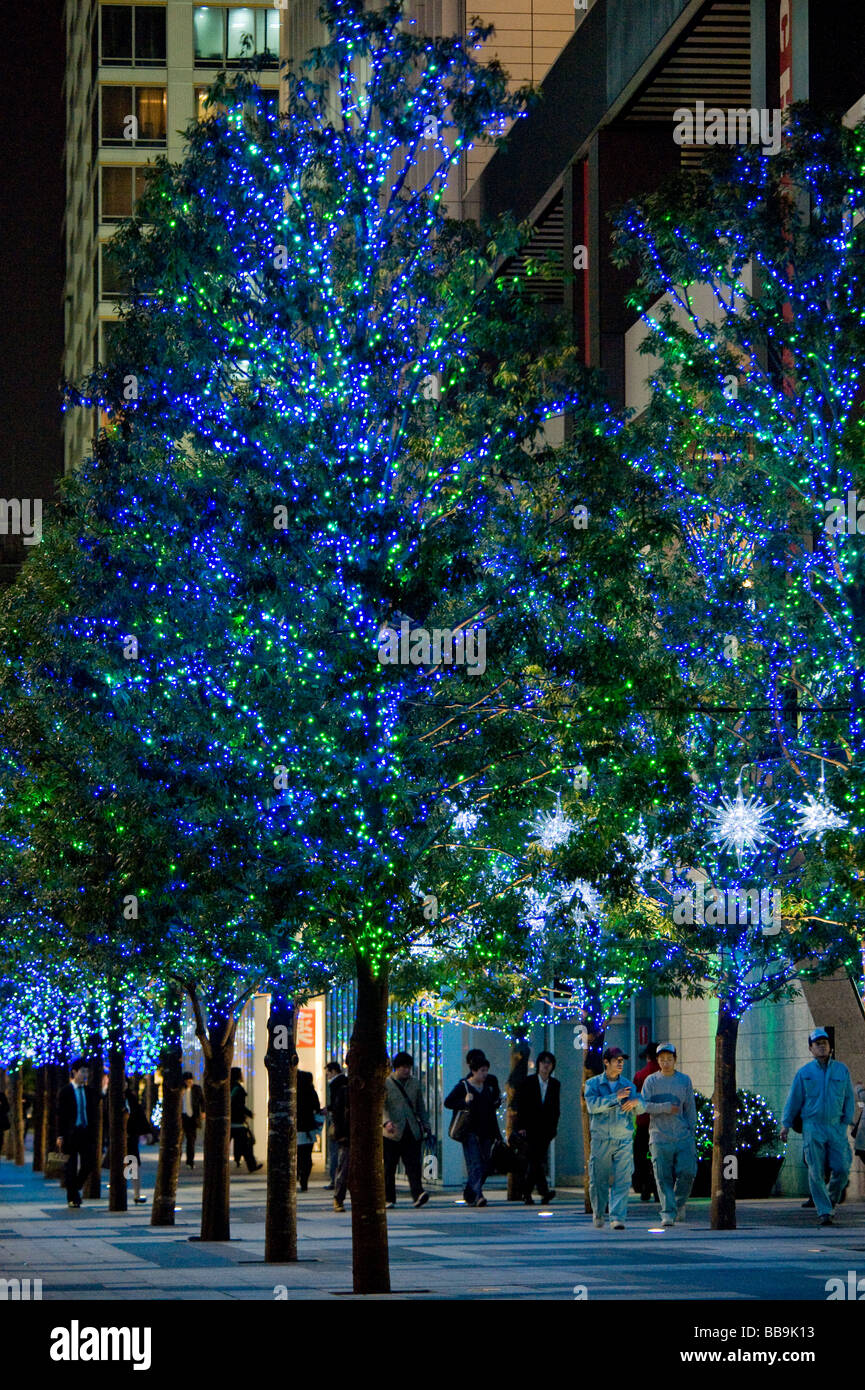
[[296, 1008, 316, 1049]]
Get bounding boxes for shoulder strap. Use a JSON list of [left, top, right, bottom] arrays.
[[392, 1077, 421, 1120]]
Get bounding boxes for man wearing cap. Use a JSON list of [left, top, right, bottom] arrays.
[[640, 1043, 697, 1227], [781, 1028, 855, 1227], [584, 1047, 643, 1230]]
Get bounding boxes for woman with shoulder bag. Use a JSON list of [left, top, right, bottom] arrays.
[[444, 1049, 502, 1207]]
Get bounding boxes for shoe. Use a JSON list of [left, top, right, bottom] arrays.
[[67, 1200, 81, 1209], [611, 1221, 626, 1230], [186, 1162, 194, 1169], [324, 1183, 334, 1190], [819, 1214, 835, 1226], [801, 1197, 815, 1209], [134, 1196, 147, 1205], [413, 1191, 430, 1208], [640, 1192, 652, 1202], [661, 1217, 675, 1227], [333, 1200, 346, 1212], [592, 1216, 604, 1229], [523, 1195, 535, 1206], [540, 1190, 555, 1205], [385, 1201, 396, 1209], [475, 1197, 487, 1207], [249, 1162, 263, 1173], [676, 1206, 687, 1222], [298, 1184, 308, 1192]]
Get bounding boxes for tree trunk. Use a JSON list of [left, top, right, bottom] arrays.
[[347, 954, 390, 1295], [711, 1004, 739, 1231], [151, 994, 184, 1227], [264, 996, 298, 1263], [0, 1071, 11, 1159], [32, 1066, 47, 1172], [199, 1009, 236, 1242], [84, 1046, 104, 1199], [8, 1070, 26, 1165], [108, 1032, 128, 1212], [506, 1033, 530, 1199], [144, 1072, 157, 1120]]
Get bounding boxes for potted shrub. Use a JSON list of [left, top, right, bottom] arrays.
[[690, 1089, 784, 1198]]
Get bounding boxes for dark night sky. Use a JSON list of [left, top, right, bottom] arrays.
[[0, 1, 66, 517]]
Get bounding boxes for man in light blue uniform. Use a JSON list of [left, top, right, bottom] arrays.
[[584, 1046, 643, 1230], [781, 1027, 855, 1227], [640, 1042, 697, 1227]]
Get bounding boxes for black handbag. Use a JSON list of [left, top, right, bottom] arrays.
[[448, 1083, 473, 1142]]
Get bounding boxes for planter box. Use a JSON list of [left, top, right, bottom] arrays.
[[691, 1154, 784, 1199]]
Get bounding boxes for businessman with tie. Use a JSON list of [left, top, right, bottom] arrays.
[[56, 1059, 97, 1208]]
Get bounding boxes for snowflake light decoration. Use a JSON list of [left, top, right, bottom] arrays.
[[627, 818, 666, 880], [707, 786, 774, 861], [792, 792, 847, 841], [525, 793, 577, 851]]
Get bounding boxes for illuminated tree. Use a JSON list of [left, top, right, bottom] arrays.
[[612, 107, 865, 1226]]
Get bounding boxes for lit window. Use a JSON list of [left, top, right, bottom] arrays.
[[193, 6, 278, 67], [101, 86, 167, 145]]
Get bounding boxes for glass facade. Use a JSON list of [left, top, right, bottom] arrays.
[[193, 6, 279, 66], [325, 987, 445, 1181], [101, 5, 167, 66]]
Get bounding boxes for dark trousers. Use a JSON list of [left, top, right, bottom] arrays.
[[182, 1115, 198, 1166], [383, 1130, 424, 1202], [64, 1126, 95, 1202], [632, 1125, 657, 1199], [298, 1143, 313, 1190], [523, 1137, 552, 1199], [334, 1141, 350, 1204], [462, 1134, 493, 1203], [232, 1125, 257, 1171]]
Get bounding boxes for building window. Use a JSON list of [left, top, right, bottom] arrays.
[[100, 319, 123, 363], [101, 86, 166, 146], [100, 242, 133, 301], [196, 84, 277, 121], [101, 5, 166, 66], [193, 6, 278, 67], [100, 165, 151, 221]]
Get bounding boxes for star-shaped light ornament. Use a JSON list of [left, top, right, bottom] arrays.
[[526, 793, 577, 851], [626, 819, 666, 881], [792, 792, 847, 841], [707, 786, 774, 861]]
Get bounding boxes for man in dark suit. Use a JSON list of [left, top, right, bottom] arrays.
[[181, 1072, 205, 1168], [513, 1050, 560, 1205], [56, 1059, 97, 1208]]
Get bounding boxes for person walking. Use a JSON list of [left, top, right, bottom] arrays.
[[56, 1059, 97, 1209], [513, 1050, 560, 1205], [324, 1060, 344, 1189], [852, 1081, 865, 1172], [383, 1052, 431, 1209], [444, 1050, 502, 1208], [781, 1027, 855, 1226], [296, 1068, 323, 1192], [181, 1072, 205, 1168], [329, 1062, 350, 1212], [125, 1080, 154, 1204], [230, 1068, 262, 1173], [640, 1042, 697, 1228], [584, 1046, 642, 1229], [632, 1042, 660, 1202]]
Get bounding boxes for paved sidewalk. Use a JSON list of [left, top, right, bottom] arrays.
[[1, 1150, 864, 1300]]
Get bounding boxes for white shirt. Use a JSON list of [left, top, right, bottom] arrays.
[[538, 1077, 548, 1103], [182, 1090, 193, 1118]]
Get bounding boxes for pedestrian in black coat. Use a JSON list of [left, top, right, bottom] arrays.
[[513, 1051, 560, 1204]]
